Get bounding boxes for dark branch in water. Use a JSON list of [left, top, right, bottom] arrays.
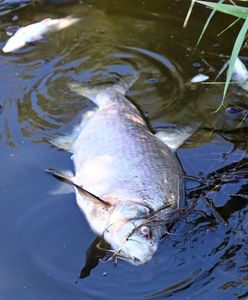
[[204, 197, 227, 225], [230, 193, 248, 200], [184, 157, 248, 225], [187, 157, 248, 198], [157, 158, 248, 237]]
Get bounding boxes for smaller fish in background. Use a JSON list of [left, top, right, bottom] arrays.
[[2, 16, 79, 53], [190, 57, 248, 91], [232, 57, 248, 92], [190, 73, 209, 83]]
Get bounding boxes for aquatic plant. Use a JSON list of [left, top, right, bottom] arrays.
[[185, 0, 248, 108]]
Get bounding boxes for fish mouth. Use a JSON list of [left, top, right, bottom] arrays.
[[122, 255, 150, 265], [117, 254, 143, 265], [106, 251, 149, 265]]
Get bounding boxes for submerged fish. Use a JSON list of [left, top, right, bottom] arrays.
[[48, 76, 196, 265], [2, 16, 79, 53], [232, 57, 248, 92]]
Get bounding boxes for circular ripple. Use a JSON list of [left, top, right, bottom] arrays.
[[3, 42, 191, 145]]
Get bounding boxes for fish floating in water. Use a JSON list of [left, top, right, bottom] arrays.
[[190, 57, 248, 92], [190, 73, 209, 83], [2, 16, 79, 53], [47, 75, 197, 265], [232, 57, 248, 92]]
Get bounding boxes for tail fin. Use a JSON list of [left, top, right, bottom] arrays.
[[69, 73, 139, 104]]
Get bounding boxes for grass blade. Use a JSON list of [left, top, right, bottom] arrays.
[[184, 0, 197, 28], [217, 16, 242, 36], [196, 1, 248, 19], [223, 17, 248, 102], [215, 60, 229, 81], [195, 0, 225, 49]]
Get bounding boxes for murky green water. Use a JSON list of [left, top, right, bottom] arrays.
[[0, 1, 247, 299]]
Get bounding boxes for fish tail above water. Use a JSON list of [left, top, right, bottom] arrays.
[[69, 73, 139, 106]]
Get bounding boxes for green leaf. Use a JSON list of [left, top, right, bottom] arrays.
[[183, 0, 197, 28], [196, 1, 248, 19], [223, 17, 248, 101], [217, 17, 242, 37], [195, 0, 225, 49], [215, 59, 228, 81]]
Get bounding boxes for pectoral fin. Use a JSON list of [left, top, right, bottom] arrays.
[[46, 168, 111, 209], [47, 109, 97, 152], [155, 123, 200, 150]]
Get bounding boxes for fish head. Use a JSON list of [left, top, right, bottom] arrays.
[[3, 34, 26, 53], [103, 203, 161, 265]]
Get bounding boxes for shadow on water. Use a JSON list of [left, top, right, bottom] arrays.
[[0, 0, 247, 300], [79, 236, 111, 279]]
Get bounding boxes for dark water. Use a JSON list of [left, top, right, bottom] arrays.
[[0, 1, 247, 299]]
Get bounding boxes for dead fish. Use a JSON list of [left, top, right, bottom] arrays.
[[232, 57, 248, 92], [47, 75, 197, 265], [191, 73, 209, 83], [2, 16, 79, 53]]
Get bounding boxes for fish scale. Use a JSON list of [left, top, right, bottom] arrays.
[[72, 92, 183, 210]]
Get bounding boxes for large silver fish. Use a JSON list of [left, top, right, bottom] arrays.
[[48, 76, 196, 265]]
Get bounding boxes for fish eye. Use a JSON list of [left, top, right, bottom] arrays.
[[139, 226, 151, 239]]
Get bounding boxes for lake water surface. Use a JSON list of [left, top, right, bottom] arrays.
[[0, 1, 247, 299]]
